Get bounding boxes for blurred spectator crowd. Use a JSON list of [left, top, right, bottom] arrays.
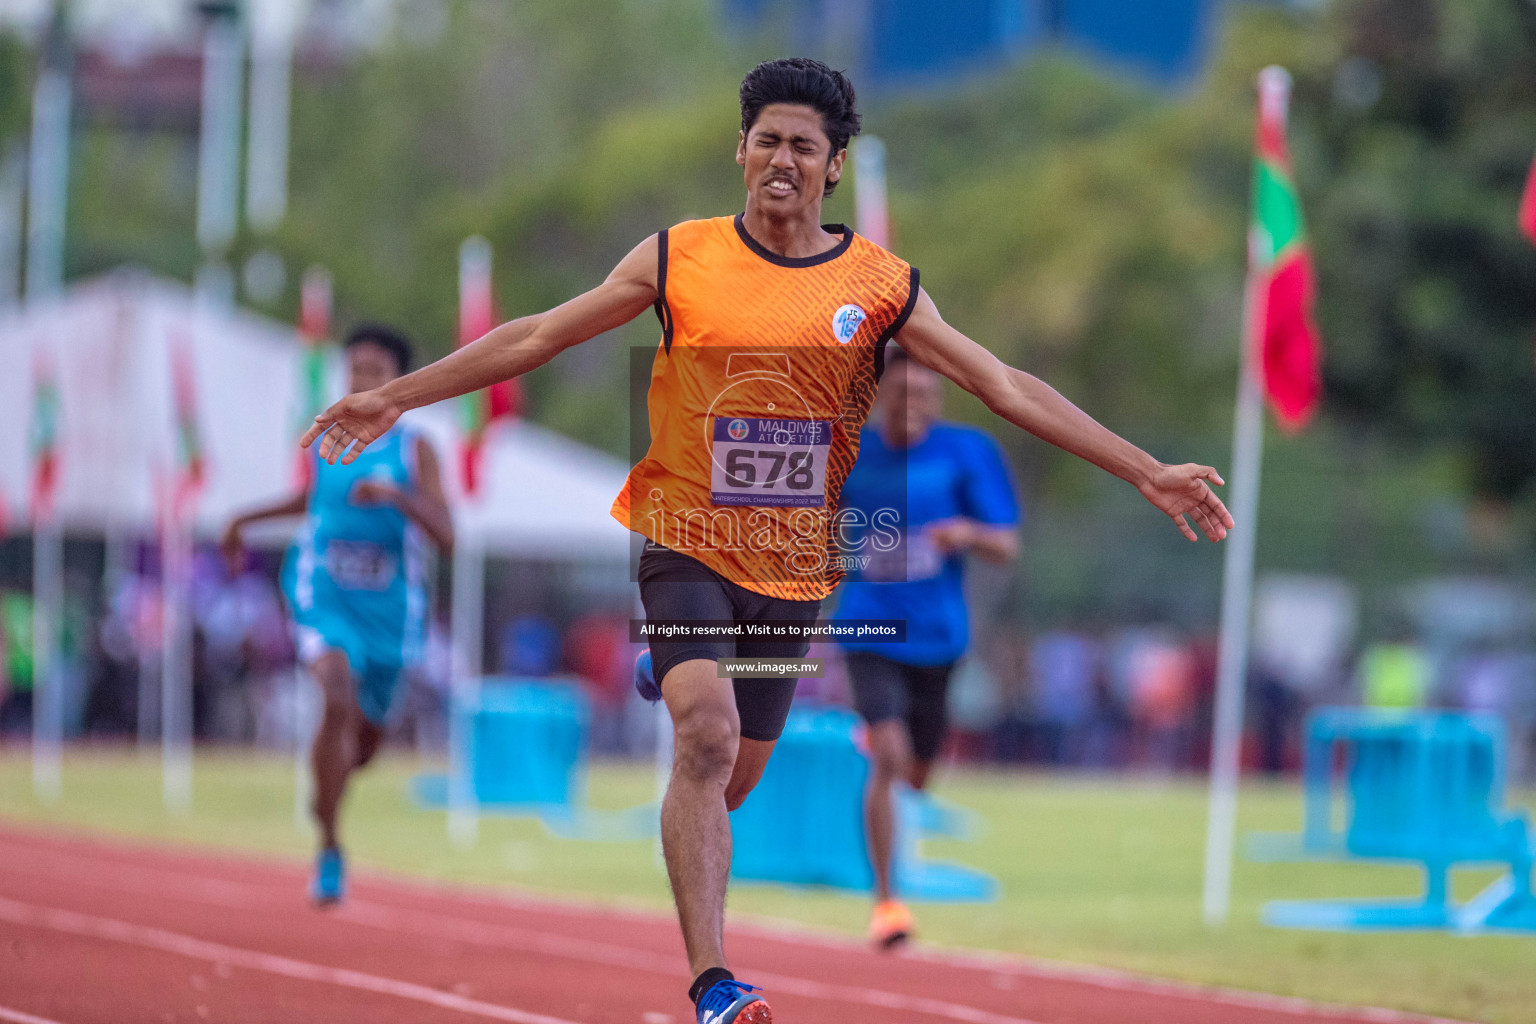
[[1, 551, 1533, 788]]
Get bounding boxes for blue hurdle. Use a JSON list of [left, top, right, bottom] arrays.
[[728, 706, 997, 902], [1251, 708, 1536, 933], [413, 678, 656, 841]]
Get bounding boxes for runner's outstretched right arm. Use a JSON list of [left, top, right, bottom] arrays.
[[302, 235, 661, 465]]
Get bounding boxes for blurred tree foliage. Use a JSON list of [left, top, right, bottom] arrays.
[[0, 31, 33, 147], [1303, 0, 1536, 501], [29, 0, 1536, 614]]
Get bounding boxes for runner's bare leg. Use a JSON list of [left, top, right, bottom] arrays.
[[865, 719, 914, 903], [310, 649, 360, 851], [661, 659, 742, 977]]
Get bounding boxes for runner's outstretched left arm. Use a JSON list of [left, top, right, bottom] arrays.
[[302, 235, 661, 465], [894, 287, 1233, 544]]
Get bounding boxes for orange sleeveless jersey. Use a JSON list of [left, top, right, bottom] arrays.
[[610, 214, 919, 602]]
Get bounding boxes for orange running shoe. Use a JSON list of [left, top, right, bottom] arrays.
[[868, 899, 913, 950]]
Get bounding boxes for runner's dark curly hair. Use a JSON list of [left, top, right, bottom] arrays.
[[739, 57, 861, 198]]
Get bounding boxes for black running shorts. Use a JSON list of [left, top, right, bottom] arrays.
[[637, 543, 821, 743], [844, 649, 958, 762]]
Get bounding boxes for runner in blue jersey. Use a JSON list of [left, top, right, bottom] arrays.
[[832, 347, 1020, 948], [222, 325, 453, 905]]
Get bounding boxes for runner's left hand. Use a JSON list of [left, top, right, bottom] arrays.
[[1136, 463, 1233, 542], [301, 389, 402, 465]]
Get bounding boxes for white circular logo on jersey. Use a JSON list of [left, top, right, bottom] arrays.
[[727, 418, 750, 441], [832, 304, 866, 344]]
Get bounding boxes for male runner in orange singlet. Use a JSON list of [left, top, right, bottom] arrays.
[[302, 57, 1233, 1024]]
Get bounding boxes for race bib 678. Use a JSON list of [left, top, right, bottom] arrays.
[[709, 417, 831, 508]]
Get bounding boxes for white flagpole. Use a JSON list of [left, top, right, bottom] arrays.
[[292, 265, 331, 831], [161, 515, 194, 813], [31, 516, 62, 802], [26, 13, 71, 804], [294, 662, 312, 830], [194, 1, 244, 304], [447, 237, 493, 848], [854, 135, 889, 249], [1202, 65, 1290, 927], [245, 0, 295, 234], [448, 530, 483, 847]]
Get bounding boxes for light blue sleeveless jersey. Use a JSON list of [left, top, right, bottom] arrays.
[[286, 423, 429, 723]]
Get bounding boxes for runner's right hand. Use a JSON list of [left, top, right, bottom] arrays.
[[301, 389, 402, 466]]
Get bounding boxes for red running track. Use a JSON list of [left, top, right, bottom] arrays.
[[0, 822, 1472, 1024]]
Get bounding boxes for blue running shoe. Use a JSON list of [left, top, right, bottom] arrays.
[[633, 649, 662, 703], [311, 847, 345, 906], [696, 980, 770, 1024]]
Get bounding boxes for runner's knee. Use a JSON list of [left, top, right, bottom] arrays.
[[311, 653, 354, 718], [672, 705, 740, 782], [867, 722, 912, 782]]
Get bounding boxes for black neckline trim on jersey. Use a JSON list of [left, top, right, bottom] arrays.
[[733, 213, 854, 268], [873, 266, 921, 383]]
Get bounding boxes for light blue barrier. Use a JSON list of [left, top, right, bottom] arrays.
[[1249, 708, 1536, 933], [728, 706, 997, 902], [411, 678, 656, 842]]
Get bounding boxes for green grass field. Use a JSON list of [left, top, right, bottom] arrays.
[[1, 749, 1531, 1024]]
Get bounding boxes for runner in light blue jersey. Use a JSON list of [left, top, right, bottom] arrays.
[[223, 325, 453, 906]]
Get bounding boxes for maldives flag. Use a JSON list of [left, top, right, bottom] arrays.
[[1247, 66, 1322, 431], [294, 265, 333, 489], [169, 334, 206, 520], [28, 351, 60, 522], [458, 236, 518, 496], [1519, 155, 1536, 246]]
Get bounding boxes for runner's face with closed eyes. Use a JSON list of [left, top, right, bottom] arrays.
[[736, 103, 846, 215]]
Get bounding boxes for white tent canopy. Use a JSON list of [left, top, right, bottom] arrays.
[[406, 407, 632, 561], [0, 270, 632, 560]]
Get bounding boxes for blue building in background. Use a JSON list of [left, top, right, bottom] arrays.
[[723, 0, 1216, 86]]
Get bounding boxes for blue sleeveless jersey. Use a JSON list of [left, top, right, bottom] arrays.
[[287, 424, 428, 669]]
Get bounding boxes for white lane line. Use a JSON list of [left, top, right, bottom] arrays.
[[344, 900, 1049, 1024], [0, 846, 1048, 1024], [0, 836, 1472, 1024], [0, 1006, 68, 1024], [0, 897, 580, 1024], [894, 944, 1478, 1024], [351, 871, 1480, 1024]]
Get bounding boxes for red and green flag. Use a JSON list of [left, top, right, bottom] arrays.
[[1248, 66, 1322, 431], [1519, 154, 1536, 246], [169, 333, 205, 519], [458, 237, 518, 496], [28, 349, 60, 522], [294, 265, 333, 488]]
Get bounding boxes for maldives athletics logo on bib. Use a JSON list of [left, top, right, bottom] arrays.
[[727, 418, 750, 441], [832, 304, 866, 344]]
